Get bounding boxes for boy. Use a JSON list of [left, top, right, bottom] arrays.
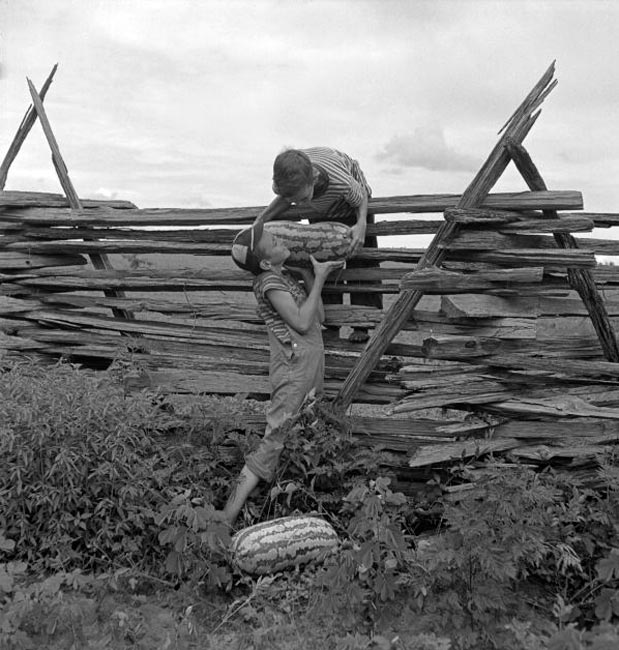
[[225, 220, 345, 525], [256, 147, 382, 343]]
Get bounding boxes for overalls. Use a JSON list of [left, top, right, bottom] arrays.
[[245, 320, 324, 481]]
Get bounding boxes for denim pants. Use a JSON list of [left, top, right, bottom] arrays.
[[245, 325, 324, 481]]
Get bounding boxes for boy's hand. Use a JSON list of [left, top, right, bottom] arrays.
[[310, 255, 346, 280], [350, 222, 367, 254], [285, 264, 314, 285], [285, 263, 312, 277]]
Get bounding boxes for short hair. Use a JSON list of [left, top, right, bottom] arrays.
[[272, 149, 313, 198]]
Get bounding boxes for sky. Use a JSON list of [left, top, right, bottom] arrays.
[[1, 0, 619, 238]]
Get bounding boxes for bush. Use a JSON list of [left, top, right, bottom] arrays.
[[406, 462, 619, 648], [268, 395, 394, 520], [3, 358, 619, 648], [0, 359, 253, 576]]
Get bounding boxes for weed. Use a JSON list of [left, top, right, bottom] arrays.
[[0, 358, 253, 577], [154, 489, 233, 589]]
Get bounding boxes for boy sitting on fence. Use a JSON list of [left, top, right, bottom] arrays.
[[256, 146, 381, 343], [224, 219, 344, 525]]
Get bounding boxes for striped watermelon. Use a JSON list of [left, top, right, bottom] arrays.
[[264, 221, 353, 265], [230, 515, 339, 575]]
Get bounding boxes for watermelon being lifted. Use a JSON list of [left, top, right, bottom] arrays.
[[264, 220, 353, 266], [230, 515, 340, 575]]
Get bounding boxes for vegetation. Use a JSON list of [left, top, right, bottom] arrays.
[[1, 356, 619, 649]]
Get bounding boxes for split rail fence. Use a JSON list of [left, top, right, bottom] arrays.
[[2, 62, 619, 489]]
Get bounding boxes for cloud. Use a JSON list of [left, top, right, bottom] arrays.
[[91, 187, 119, 201], [376, 125, 478, 172]]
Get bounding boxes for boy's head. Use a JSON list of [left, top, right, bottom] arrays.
[[232, 224, 291, 275], [272, 149, 314, 201], [231, 222, 265, 275]]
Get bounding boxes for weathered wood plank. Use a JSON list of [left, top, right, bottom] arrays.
[[21, 308, 272, 347], [390, 389, 513, 413], [410, 311, 536, 339], [593, 267, 619, 285], [0, 251, 87, 269], [488, 394, 619, 419], [443, 230, 553, 250], [0, 190, 583, 226], [444, 208, 592, 232], [445, 230, 619, 255], [489, 353, 619, 379], [392, 382, 619, 417], [408, 438, 522, 468], [32, 294, 386, 327], [1, 239, 423, 264], [231, 413, 465, 446], [0, 331, 46, 350], [493, 418, 619, 437], [444, 207, 536, 224], [0, 191, 135, 209], [9, 263, 407, 282], [0, 221, 24, 232], [0, 65, 58, 189], [435, 297, 619, 339], [394, 358, 486, 378], [0, 296, 41, 314], [540, 295, 619, 316], [4, 219, 446, 241], [138, 367, 404, 402], [421, 335, 506, 359], [397, 373, 504, 392], [508, 444, 616, 462], [441, 295, 540, 318], [12, 273, 254, 291], [9, 269, 396, 293], [400, 267, 544, 293], [536, 315, 619, 342], [349, 415, 461, 439], [498, 216, 593, 233], [448, 248, 596, 268], [569, 212, 619, 227], [419, 332, 617, 360]]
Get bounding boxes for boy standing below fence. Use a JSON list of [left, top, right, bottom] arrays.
[[224, 220, 345, 525], [256, 147, 381, 343]]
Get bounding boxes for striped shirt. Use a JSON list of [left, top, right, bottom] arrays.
[[301, 147, 371, 219], [253, 270, 309, 344]]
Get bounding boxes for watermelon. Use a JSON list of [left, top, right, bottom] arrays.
[[230, 515, 339, 575], [264, 221, 353, 265]]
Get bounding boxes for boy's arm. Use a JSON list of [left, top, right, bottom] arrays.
[[350, 191, 369, 253], [256, 195, 292, 225], [267, 259, 343, 334], [286, 266, 325, 323]]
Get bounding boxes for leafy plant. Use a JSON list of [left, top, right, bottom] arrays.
[[407, 465, 561, 647], [406, 462, 619, 648], [315, 476, 414, 623], [0, 562, 94, 649], [269, 396, 392, 519], [154, 489, 232, 589], [0, 358, 254, 577]]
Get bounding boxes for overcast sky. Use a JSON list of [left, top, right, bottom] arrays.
[[1, 0, 619, 229]]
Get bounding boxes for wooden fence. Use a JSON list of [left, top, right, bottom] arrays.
[[1, 186, 619, 475], [2, 62, 619, 490]]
